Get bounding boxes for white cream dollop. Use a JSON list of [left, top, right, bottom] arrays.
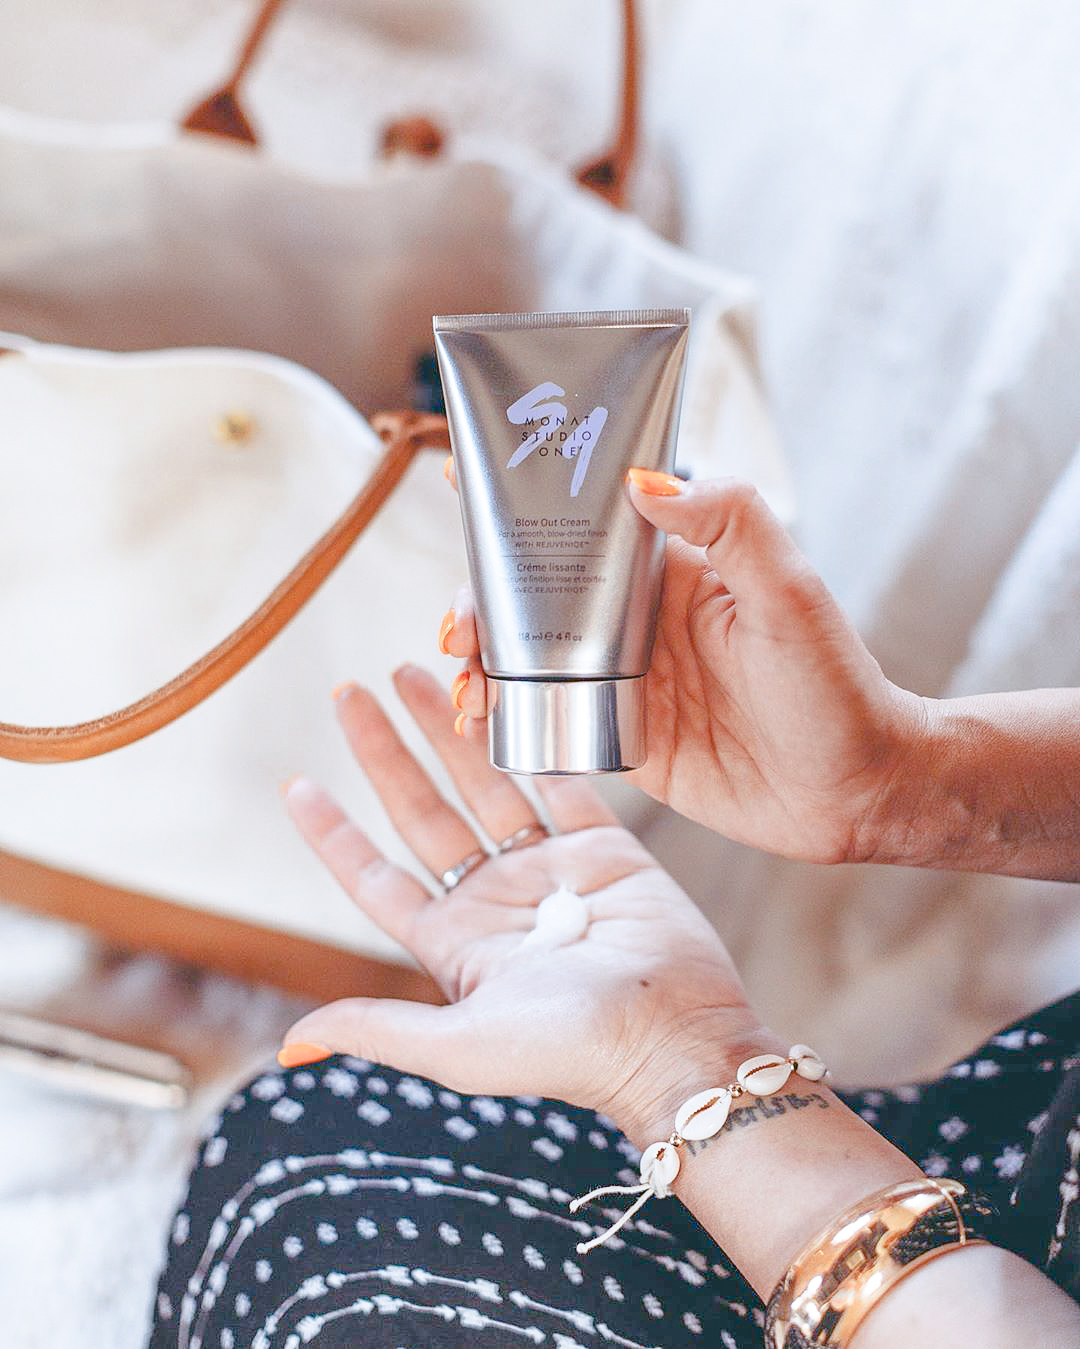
[[518, 885, 589, 951]]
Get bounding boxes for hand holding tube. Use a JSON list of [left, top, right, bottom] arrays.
[[450, 472, 923, 867], [452, 470, 1080, 881]]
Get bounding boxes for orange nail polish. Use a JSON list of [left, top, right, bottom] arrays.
[[331, 681, 357, 701], [626, 467, 683, 496], [453, 711, 467, 737], [451, 670, 470, 709], [279, 774, 302, 798], [277, 1041, 333, 1069], [442, 454, 455, 483], [438, 610, 455, 655]]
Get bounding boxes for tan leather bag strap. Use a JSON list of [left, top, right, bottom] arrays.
[[0, 411, 450, 764], [182, 0, 641, 208]]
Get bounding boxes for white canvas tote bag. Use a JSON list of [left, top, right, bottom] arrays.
[[0, 10, 788, 996]]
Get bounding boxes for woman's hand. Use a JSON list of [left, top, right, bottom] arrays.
[[278, 664, 768, 1137], [448, 473, 923, 867]]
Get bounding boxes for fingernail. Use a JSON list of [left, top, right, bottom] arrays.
[[279, 774, 302, 798], [626, 467, 683, 497], [332, 681, 358, 701], [438, 610, 455, 655], [277, 1041, 333, 1069], [451, 670, 470, 709], [443, 454, 455, 484], [453, 711, 467, 737]]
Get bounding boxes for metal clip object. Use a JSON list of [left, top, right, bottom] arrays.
[[0, 1009, 192, 1109]]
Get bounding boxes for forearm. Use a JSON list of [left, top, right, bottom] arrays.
[[865, 688, 1080, 881], [846, 1242, 1080, 1348], [611, 1025, 1080, 1346]]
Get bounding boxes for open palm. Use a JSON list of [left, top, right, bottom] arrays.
[[281, 665, 759, 1128]]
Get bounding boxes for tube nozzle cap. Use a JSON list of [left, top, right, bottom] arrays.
[[487, 677, 645, 775]]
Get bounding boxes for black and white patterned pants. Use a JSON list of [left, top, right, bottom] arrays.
[[150, 991, 1080, 1348]]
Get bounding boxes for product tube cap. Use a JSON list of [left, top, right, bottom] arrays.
[[488, 677, 645, 775]]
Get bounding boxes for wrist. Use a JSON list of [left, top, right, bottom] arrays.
[[849, 687, 936, 867], [605, 1006, 778, 1149], [600, 1015, 924, 1298], [677, 1084, 923, 1298], [855, 692, 1065, 874]]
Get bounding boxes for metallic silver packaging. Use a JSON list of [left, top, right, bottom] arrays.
[[434, 309, 690, 774]]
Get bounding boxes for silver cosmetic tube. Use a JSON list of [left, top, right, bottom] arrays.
[[433, 309, 690, 774]]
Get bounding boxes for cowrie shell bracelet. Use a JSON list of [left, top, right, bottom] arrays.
[[568, 1045, 828, 1254]]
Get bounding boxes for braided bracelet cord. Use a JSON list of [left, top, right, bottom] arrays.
[[568, 1045, 828, 1255]]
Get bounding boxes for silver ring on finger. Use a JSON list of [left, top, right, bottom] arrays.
[[439, 847, 490, 892], [496, 822, 552, 854]]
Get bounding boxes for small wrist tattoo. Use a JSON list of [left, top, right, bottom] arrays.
[[684, 1090, 831, 1156]]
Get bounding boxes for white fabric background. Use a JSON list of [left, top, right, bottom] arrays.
[[639, 0, 1080, 1083], [0, 2, 1077, 1344]]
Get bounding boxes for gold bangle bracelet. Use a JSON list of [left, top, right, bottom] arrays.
[[764, 1178, 1000, 1348]]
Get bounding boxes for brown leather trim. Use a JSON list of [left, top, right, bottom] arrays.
[[180, 0, 641, 208], [575, 0, 640, 208], [0, 411, 450, 763], [181, 0, 288, 145], [380, 116, 446, 160], [0, 846, 442, 1006]]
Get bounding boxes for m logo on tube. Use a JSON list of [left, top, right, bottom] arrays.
[[505, 382, 609, 498]]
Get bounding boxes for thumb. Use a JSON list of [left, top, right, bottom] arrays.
[[277, 997, 463, 1084], [627, 471, 834, 633]]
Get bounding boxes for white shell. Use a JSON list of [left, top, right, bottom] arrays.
[[639, 1141, 680, 1195], [790, 1044, 827, 1082], [736, 1053, 793, 1096], [674, 1087, 732, 1141]]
